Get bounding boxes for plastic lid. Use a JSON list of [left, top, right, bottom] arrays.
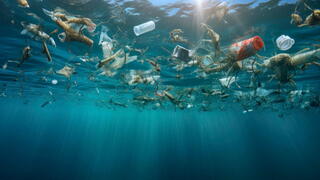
[[252, 36, 264, 51]]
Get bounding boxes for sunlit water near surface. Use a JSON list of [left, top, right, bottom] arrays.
[[1, 0, 320, 179]]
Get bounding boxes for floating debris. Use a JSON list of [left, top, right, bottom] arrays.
[[51, 79, 58, 85], [17, 0, 30, 8], [219, 76, 236, 88], [18, 46, 32, 66], [42, 41, 52, 62], [56, 66, 75, 79], [2, 62, 8, 70], [41, 100, 52, 108], [133, 21, 155, 36], [0, 0, 319, 114], [21, 22, 56, 47]]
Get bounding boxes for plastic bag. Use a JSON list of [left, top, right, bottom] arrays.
[[99, 26, 112, 44]]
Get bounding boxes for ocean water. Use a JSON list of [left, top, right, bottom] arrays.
[[1, 0, 320, 179]]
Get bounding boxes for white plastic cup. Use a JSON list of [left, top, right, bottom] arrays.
[[133, 21, 155, 36], [276, 35, 295, 51]]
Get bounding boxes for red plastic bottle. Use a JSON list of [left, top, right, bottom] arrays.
[[229, 36, 264, 61]]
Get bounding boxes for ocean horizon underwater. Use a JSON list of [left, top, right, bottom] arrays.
[[1, 0, 320, 179]]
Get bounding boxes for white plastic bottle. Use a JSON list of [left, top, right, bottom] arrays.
[[133, 21, 155, 36]]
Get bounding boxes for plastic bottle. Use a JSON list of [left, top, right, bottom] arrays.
[[133, 21, 155, 36], [276, 35, 295, 51], [229, 36, 264, 61]]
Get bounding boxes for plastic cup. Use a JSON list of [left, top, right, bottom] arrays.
[[276, 35, 295, 51], [133, 21, 155, 36]]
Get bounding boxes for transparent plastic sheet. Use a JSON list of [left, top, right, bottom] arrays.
[[99, 26, 112, 45], [99, 26, 114, 58], [219, 76, 236, 88], [101, 42, 113, 58], [42, 8, 57, 21], [101, 53, 138, 77]]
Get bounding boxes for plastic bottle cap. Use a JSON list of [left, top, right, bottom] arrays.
[[252, 36, 264, 51]]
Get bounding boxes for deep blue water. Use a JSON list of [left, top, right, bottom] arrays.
[[1, 100, 320, 179], [1, 0, 320, 179]]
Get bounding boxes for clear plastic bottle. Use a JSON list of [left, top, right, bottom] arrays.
[[133, 21, 155, 36], [276, 35, 295, 51]]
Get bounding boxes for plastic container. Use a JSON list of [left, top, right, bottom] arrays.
[[276, 35, 295, 51], [133, 21, 155, 36], [172, 45, 192, 62], [229, 36, 264, 61]]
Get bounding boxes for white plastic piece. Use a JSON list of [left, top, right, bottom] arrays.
[[49, 37, 56, 47], [217, 1, 228, 7], [133, 21, 155, 36], [255, 88, 273, 97], [42, 8, 57, 21], [20, 29, 28, 35], [187, 104, 193, 109], [219, 76, 236, 88], [243, 109, 253, 114], [58, 32, 66, 42], [276, 35, 295, 51], [101, 41, 113, 58], [51, 79, 58, 85]]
